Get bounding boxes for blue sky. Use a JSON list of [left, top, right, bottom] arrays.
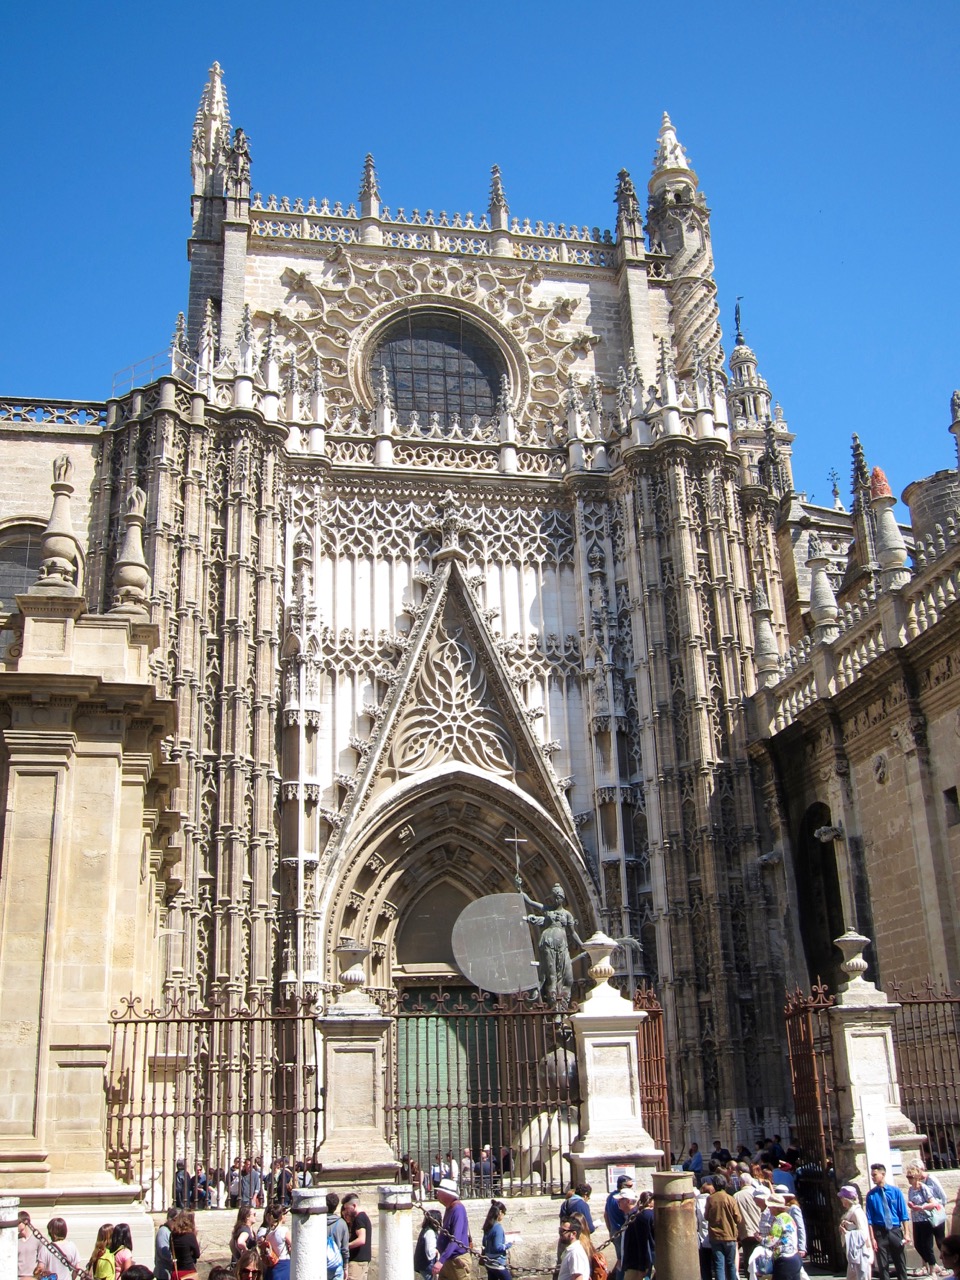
[[2, 1, 958, 512]]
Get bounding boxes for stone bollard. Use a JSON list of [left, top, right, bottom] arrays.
[[379, 1185, 413, 1280], [0, 1197, 20, 1280], [652, 1170, 698, 1280], [291, 1185, 328, 1280]]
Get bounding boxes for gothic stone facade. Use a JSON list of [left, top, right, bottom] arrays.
[[1, 65, 959, 1182]]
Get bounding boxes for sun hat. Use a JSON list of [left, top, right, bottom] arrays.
[[838, 1185, 859, 1201], [766, 1194, 786, 1210], [774, 1184, 793, 1196], [437, 1178, 459, 1196]]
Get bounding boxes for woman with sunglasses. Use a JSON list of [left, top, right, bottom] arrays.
[[234, 1250, 262, 1280]]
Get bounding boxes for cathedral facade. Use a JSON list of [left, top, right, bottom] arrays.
[[1, 64, 958, 1193]]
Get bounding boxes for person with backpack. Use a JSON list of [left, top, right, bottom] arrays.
[[414, 1212, 441, 1280], [326, 1194, 350, 1280]]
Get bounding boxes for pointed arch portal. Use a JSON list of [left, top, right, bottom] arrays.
[[321, 764, 598, 992]]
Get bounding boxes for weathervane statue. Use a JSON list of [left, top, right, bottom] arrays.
[[515, 877, 585, 1010]]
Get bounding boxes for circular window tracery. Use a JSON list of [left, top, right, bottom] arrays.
[[369, 310, 505, 429]]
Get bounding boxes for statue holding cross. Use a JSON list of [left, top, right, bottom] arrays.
[[516, 877, 585, 1010]]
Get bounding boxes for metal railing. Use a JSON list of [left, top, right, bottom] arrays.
[[106, 991, 322, 1211], [382, 985, 581, 1198], [889, 978, 960, 1170]]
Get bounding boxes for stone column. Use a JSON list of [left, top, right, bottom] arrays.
[[651, 1171, 698, 1280], [568, 934, 663, 1190], [378, 1185, 413, 1280], [315, 942, 400, 1185], [0, 1196, 20, 1280], [291, 1185, 328, 1280], [828, 932, 921, 1185]]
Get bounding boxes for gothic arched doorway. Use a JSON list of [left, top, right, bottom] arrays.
[[795, 802, 846, 991], [319, 767, 592, 1193]]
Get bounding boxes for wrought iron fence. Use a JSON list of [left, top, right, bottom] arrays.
[[784, 984, 845, 1272], [633, 982, 671, 1171], [888, 977, 960, 1170], [383, 985, 581, 1198], [106, 991, 322, 1211]]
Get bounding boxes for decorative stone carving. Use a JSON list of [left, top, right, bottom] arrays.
[[33, 455, 81, 595]]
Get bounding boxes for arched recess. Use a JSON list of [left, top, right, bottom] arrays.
[[795, 802, 847, 991], [320, 763, 599, 991]]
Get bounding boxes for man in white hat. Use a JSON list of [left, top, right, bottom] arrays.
[[432, 1178, 471, 1280]]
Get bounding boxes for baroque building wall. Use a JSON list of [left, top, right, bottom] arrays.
[[1, 63, 958, 1164]]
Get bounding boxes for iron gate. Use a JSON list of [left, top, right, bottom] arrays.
[[384, 985, 581, 1197], [106, 992, 321, 1210], [889, 978, 960, 1170], [634, 982, 671, 1171], [784, 984, 845, 1271]]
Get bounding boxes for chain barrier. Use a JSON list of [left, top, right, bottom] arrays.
[[23, 1220, 94, 1280]]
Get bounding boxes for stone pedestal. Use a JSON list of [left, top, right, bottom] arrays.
[[828, 932, 922, 1185], [291, 1186, 329, 1280], [314, 944, 400, 1183], [567, 935, 662, 1190], [651, 1171, 699, 1280], [378, 1186, 413, 1280]]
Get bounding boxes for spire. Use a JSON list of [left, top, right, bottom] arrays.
[[192, 61, 231, 196], [488, 164, 509, 232], [652, 112, 693, 178], [359, 153, 380, 201], [850, 433, 871, 514], [359, 153, 381, 219], [489, 164, 508, 212]]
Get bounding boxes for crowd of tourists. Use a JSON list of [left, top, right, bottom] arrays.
[[14, 1158, 960, 1280], [172, 1156, 321, 1211]]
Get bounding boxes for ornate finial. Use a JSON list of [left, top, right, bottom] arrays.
[[753, 580, 770, 612], [653, 110, 692, 173], [851, 433, 870, 513], [734, 296, 744, 346], [172, 312, 188, 355], [586, 374, 602, 414], [359, 153, 380, 201], [375, 364, 393, 409], [283, 348, 302, 397], [807, 530, 825, 561], [870, 465, 894, 501], [951, 389, 960, 424], [236, 304, 255, 375], [489, 164, 508, 212], [565, 373, 583, 413], [614, 168, 640, 222], [111, 487, 151, 616], [264, 317, 279, 363], [497, 373, 511, 415], [310, 354, 324, 393], [32, 456, 80, 595], [829, 467, 844, 511], [227, 127, 251, 191]]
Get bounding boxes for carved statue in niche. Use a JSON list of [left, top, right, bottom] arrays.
[[516, 879, 585, 1009]]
